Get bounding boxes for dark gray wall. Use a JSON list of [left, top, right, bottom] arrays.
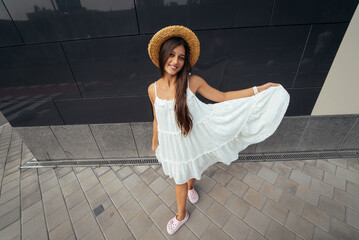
[[0, 0, 358, 127]]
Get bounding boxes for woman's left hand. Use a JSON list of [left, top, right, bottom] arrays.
[[257, 82, 280, 93]]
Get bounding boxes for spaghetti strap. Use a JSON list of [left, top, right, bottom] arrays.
[[154, 81, 157, 98]]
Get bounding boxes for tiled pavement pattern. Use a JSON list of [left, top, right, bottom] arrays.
[[1, 123, 359, 240]]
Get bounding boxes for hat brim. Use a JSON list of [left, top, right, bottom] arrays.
[[148, 25, 200, 68]]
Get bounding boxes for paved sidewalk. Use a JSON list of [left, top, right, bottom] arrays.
[[1, 123, 359, 240]]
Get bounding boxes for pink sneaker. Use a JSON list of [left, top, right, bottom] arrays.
[[188, 187, 199, 204], [167, 211, 189, 235]]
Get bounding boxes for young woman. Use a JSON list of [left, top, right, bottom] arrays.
[[147, 26, 290, 235]]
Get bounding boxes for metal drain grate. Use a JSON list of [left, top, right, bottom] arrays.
[[20, 150, 359, 168]]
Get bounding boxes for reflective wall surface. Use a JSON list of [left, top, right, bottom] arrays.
[[0, 0, 358, 127]]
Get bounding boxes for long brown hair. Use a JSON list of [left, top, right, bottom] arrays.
[[159, 37, 193, 136]]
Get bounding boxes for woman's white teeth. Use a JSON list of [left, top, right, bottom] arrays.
[[170, 65, 177, 70]]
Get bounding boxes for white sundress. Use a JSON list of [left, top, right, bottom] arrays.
[[154, 78, 290, 185]]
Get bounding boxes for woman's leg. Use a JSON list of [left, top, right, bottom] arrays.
[[187, 178, 196, 190], [175, 183, 188, 221]]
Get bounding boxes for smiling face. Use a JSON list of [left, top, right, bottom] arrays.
[[164, 45, 186, 76]]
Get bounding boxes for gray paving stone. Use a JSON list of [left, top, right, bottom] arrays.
[[216, 162, 231, 171], [116, 166, 134, 181], [46, 206, 69, 231], [97, 205, 124, 231], [103, 219, 134, 240], [40, 176, 59, 193], [318, 195, 345, 221], [0, 207, 19, 231], [201, 223, 231, 240], [140, 167, 159, 185], [302, 203, 330, 231], [302, 164, 323, 181], [209, 183, 232, 204], [92, 166, 111, 178], [58, 171, 76, 187], [131, 181, 152, 201], [22, 214, 47, 240], [346, 208, 359, 230], [336, 167, 359, 183], [310, 178, 334, 199], [327, 158, 348, 169], [224, 193, 250, 219], [262, 199, 288, 225], [0, 187, 19, 206], [77, 170, 99, 192], [279, 192, 305, 215], [1, 179, 19, 194], [205, 200, 232, 228], [21, 201, 43, 224], [266, 220, 295, 240], [21, 190, 41, 210], [348, 158, 359, 173], [195, 189, 214, 213], [242, 172, 264, 191], [329, 217, 359, 240], [149, 203, 174, 232], [102, 178, 124, 196], [257, 167, 278, 184], [49, 219, 74, 240], [128, 210, 155, 239], [196, 174, 216, 193], [290, 169, 311, 187], [334, 188, 359, 211], [347, 181, 359, 198], [0, 220, 19, 240], [139, 224, 165, 240], [224, 164, 247, 180], [243, 188, 266, 210], [225, 177, 249, 199], [61, 179, 82, 198], [259, 181, 283, 202], [110, 187, 132, 209], [122, 172, 142, 190], [211, 168, 233, 186], [55, 167, 73, 178], [222, 214, 251, 240], [285, 211, 314, 240], [139, 190, 162, 215], [133, 166, 150, 175], [73, 212, 98, 239], [316, 160, 336, 174], [0, 196, 19, 217], [159, 185, 176, 207], [68, 200, 92, 223], [242, 162, 261, 174], [312, 226, 337, 240], [323, 171, 346, 190], [185, 207, 211, 238], [272, 162, 292, 177], [274, 175, 298, 195], [98, 169, 117, 186], [295, 185, 320, 206], [284, 161, 304, 171], [65, 190, 86, 210], [82, 229, 106, 240], [149, 176, 169, 195], [247, 229, 266, 240], [243, 206, 271, 235]]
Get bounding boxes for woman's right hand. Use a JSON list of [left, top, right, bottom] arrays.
[[152, 143, 159, 155]]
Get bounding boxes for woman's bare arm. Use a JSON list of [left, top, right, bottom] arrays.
[[147, 83, 159, 154], [191, 75, 279, 102]]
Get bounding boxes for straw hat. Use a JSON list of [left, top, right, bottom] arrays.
[[148, 25, 200, 68]]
